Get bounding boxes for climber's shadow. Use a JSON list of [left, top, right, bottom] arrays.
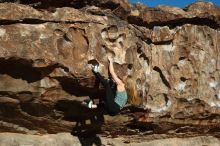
[[55, 98, 105, 137], [55, 65, 107, 145]]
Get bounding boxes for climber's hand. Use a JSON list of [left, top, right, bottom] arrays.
[[107, 54, 113, 62]]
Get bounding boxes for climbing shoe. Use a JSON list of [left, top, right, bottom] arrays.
[[81, 100, 93, 108]]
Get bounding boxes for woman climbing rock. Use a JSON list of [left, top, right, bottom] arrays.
[[83, 55, 130, 116]]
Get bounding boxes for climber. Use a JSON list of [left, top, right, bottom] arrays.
[[83, 56, 128, 116]]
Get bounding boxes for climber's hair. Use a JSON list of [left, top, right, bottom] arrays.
[[125, 76, 141, 106]]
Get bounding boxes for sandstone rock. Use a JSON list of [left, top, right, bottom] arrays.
[[151, 26, 174, 43], [0, 133, 219, 146], [126, 1, 220, 28], [0, 0, 219, 142]]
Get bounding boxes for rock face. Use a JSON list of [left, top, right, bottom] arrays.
[[0, 133, 219, 146], [0, 0, 219, 142]]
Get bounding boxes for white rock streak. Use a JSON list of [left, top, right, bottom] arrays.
[[0, 28, 6, 37]]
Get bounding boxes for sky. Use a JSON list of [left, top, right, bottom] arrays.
[[128, 0, 220, 8]]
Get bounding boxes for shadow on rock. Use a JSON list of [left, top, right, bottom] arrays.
[[55, 99, 105, 137], [78, 135, 102, 146]]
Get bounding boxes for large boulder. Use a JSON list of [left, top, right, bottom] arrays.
[[0, 0, 219, 141]]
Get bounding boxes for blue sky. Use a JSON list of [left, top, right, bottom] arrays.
[[128, 0, 220, 8]]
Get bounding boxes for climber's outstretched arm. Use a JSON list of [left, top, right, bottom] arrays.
[[108, 59, 124, 87]]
